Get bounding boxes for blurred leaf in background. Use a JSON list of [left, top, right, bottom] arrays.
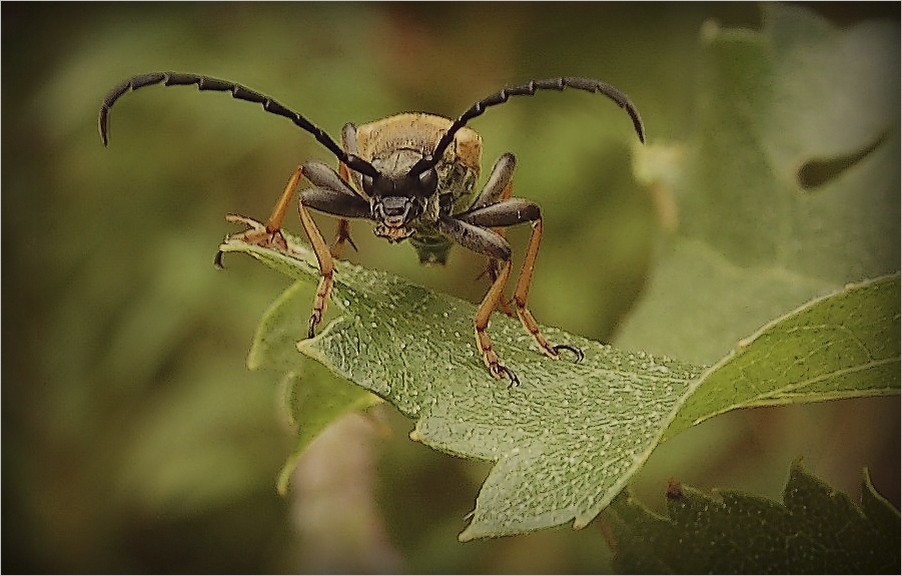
[[621, 2, 900, 524], [2, 3, 897, 574]]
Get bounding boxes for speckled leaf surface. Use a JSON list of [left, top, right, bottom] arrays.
[[221, 236, 702, 539], [219, 236, 898, 540]]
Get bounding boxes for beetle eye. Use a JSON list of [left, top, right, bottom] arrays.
[[417, 167, 438, 196], [361, 174, 375, 196]]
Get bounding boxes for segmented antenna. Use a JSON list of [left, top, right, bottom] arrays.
[[98, 72, 380, 178], [414, 77, 645, 176]]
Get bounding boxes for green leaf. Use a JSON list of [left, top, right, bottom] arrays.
[[219, 235, 898, 540], [663, 274, 900, 440], [619, 4, 900, 364], [243, 279, 382, 496], [604, 460, 901, 574], [219, 236, 703, 540], [216, 5, 901, 540]]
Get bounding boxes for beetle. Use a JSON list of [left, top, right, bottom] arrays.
[[99, 72, 645, 386]]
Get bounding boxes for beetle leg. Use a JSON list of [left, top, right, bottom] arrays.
[[472, 153, 517, 315], [437, 216, 519, 385], [472, 153, 516, 209], [330, 123, 364, 258], [481, 259, 512, 316], [459, 199, 583, 362], [215, 166, 305, 267], [331, 217, 357, 258], [476, 259, 520, 386], [298, 195, 333, 338], [330, 175, 354, 259], [296, 161, 371, 337], [512, 219, 584, 361]]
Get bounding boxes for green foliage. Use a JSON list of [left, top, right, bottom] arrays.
[[664, 274, 900, 440], [219, 234, 898, 540], [8, 2, 898, 572], [217, 9, 901, 545], [244, 281, 383, 495], [620, 3, 900, 365], [605, 461, 900, 574]]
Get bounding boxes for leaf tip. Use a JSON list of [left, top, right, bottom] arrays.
[[457, 525, 477, 543], [276, 460, 294, 498]]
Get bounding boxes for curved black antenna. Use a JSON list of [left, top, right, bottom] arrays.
[[98, 72, 380, 178], [413, 76, 646, 176]]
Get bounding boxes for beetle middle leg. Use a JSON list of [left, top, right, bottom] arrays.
[[329, 123, 363, 259], [329, 154, 360, 258]]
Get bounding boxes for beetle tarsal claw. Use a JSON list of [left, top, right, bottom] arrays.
[[492, 364, 520, 388], [552, 343, 584, 362], [222, 213, 289, 252], [215, 214, 293, 269], [306, 314, 318, 339]]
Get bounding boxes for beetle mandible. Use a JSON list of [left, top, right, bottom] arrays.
[[99, 72, 645, 386]]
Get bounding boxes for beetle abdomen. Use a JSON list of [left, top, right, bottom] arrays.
[[409, 232, 454, 265]]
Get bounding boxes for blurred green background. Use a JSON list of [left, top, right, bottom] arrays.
[[3, 3, 898, 573]]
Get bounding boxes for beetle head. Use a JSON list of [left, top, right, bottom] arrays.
[[363, 150, 439, 242]]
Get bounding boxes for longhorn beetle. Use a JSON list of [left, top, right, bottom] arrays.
[[99, 72, 645, 386]]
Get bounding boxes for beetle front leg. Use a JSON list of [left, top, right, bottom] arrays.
[[473, 153, 517, 315], [438, 216, 520, 385], [297, 197, 334, 338], [296, 162, 371, 337], [215, 166, 305, 267], [459, 199, 584, 362]]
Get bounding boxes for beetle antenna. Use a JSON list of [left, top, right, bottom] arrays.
[[415, 77, 645, 176], [99, 72, 380, 178]]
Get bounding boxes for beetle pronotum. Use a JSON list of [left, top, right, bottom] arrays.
[[99, 72, 645, 386]]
